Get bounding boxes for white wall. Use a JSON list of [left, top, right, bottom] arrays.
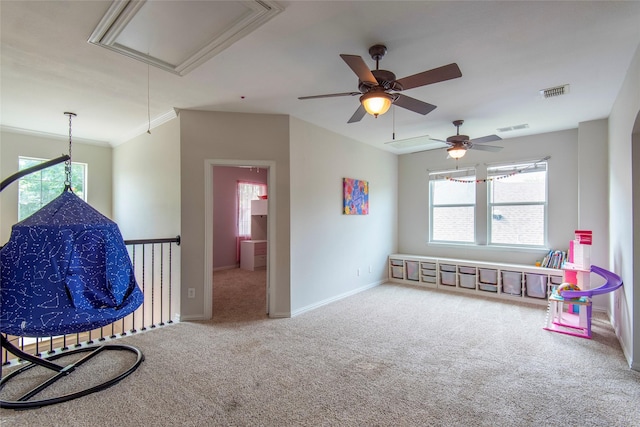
[[576, 119, 610, 309], [0, 130, 112, 243], [112, 119, 181, 322], [577, 119, 609, 270], [609, 42, 640, 370], [112, 118, 181, 240], [397, 129, 578, 265], [179, 110, 290, 319], [289, 117, 398, 314]]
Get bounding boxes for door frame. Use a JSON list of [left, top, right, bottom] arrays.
[[203, 159, 276, 319]]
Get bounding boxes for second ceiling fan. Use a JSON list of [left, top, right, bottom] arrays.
[[298, 44, 462, 123], [432, 120, 502, 159]]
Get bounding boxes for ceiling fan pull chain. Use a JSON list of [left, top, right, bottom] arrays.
[[392, 105, 396, 140]]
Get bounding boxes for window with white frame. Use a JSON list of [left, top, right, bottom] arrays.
[[428, 159, 548, 247], [488, 160, 547, 247], [18, 157, 87, 221], [237, 181, 267, 238], [429, 168, 476, 243]]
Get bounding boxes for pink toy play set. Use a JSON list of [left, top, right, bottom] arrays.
[[543, 231, 623, 339]]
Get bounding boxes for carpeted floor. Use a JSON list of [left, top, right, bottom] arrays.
[[1, 281, 639, 426], [212, 267, 267, 322]]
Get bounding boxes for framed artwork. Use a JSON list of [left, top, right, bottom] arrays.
[[343, 178, 369, 215]]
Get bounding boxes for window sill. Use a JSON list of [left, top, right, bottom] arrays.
[[428, 241, 550, 254]]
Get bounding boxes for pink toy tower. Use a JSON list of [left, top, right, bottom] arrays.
[[544, 230, 594, 338], [565, 230, 592, 289]]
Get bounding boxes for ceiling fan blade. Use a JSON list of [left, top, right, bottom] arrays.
[[471, 144, 502, 152], [393, 94, 437, 115], [395, 63, 462, 91], [298, 92, 361, 100], [340, 54, 378, 85], [347, 104, 367, 123], [470, 134, 502, 144]]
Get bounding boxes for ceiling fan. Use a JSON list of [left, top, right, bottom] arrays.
[[433, 120, 502, 159], [298, 44, 462, 123]]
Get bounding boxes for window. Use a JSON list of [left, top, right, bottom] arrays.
[[18, 157, 87, 221], [488, 161, 547, 247], [429, 168, 476, 243], [428, 159, 548, 248], [237, 181, 267, 237]]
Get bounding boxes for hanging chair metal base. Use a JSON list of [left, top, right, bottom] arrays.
[[0, 335, 144, 410]]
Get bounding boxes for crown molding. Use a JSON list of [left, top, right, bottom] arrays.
[[111, 108, 179, 146], [0, 125, 111, 147]]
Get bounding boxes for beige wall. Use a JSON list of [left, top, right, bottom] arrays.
[[112, 118, 181, 323], [289, 117, 398, 314], [179, 110, 290, 318], [609, 42, 640, 370], [0, 130, 112, 243], [577, 119, 609, 271], [397, 128, 579, 265], [112, 118, 181, 240]]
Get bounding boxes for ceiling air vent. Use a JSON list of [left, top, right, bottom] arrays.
[[540, 84, 570, 99], [497, 124, 529, 133]]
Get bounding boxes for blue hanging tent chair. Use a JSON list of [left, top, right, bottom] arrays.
[[1, 191, 143, 336], [0, 156, 144, 410]]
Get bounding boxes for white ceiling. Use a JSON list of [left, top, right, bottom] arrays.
[[2, 1, 640, 154]]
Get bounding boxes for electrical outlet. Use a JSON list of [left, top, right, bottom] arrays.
[[187, 288, 195, 299], [357, 268, 361, 276], [369, 265, 372, 273]]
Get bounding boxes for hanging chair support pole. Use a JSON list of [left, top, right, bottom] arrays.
[[1, 112, 145, 410], [63, 112, 76, 192], [0, 155, 70, 192], [1, 334, 144, 410]]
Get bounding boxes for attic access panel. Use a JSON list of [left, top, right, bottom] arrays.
[[88, 0, 283, 76]]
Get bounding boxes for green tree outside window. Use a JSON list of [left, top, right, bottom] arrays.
[[18, 157, 87, 221]]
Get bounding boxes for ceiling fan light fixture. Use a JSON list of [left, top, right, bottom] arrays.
[[447, 146, 467, 159], [360, 91, 393, 118]]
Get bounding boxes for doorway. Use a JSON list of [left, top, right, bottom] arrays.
[[203, 160, 276, 321]]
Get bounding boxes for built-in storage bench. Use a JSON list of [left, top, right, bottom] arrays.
[[388, 254, 564, 306]]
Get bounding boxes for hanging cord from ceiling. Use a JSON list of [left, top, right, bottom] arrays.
[[64, 112, 76, 192], [147, 63, 151, 134]]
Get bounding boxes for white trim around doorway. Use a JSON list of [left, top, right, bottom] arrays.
[[204, 159, 277, 319]]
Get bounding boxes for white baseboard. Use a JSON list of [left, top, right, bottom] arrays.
[[213, 264, 239, 272], [609, 310, 636, 370], [176, 280, 383, 321], [291, 280, 384, 317], [176, 313, 209, 321], [268, 311, 291, 318]]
